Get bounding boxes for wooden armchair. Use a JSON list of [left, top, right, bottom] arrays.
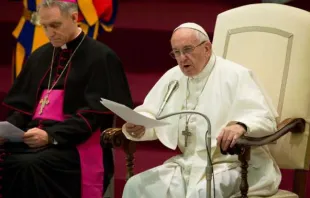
[[101, 120, 309, 198], [101, 127, 136, 180], [100, 118, 307, 197], [221, 118, 306, 198], [101, 3, 310, 198], [212, 3, 310, 198]]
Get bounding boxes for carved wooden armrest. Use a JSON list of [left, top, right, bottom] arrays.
[[221, 118, 305, 155], [100, 128, 136, 180], [220, 118, 306, 198]]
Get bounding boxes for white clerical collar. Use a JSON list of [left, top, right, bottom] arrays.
[[190, 53, 216, 80], [61, 44, 67, 49]]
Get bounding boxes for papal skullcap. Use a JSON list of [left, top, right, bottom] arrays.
[[173, 22, 209, 41]]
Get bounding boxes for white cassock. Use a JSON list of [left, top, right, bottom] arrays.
[[122, 54, 281, 198]]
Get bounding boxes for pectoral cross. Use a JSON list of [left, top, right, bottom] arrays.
[[39, 95, 49, 115], [182, 125, 192, 147]]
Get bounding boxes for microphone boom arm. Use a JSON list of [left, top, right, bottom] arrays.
[[156, 110, 213, 198]]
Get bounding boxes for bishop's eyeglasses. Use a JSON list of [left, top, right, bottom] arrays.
[[169, 41, 206, 59]]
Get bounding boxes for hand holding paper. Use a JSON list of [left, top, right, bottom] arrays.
[[100, 98, 170, 128]]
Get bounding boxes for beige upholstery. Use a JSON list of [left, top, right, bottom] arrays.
[[212, 3, 310, 198], [250, 190, 298, 198], [212, 3, 310, 171]]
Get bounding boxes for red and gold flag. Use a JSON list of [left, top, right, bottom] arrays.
[[12, 0, 118, 77]]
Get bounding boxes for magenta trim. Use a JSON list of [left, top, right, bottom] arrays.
[[77, 113, 92, 132]]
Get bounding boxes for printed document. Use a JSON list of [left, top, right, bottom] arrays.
[[0, 121, 24, 142], [100, 98, 170, 128]]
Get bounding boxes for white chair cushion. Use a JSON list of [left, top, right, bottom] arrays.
[[250, 190, 298, 198]]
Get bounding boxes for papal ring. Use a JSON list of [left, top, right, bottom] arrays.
[[131, 132, 135, 136]]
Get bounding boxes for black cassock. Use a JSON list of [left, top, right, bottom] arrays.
[[0, 32, 132, 198]]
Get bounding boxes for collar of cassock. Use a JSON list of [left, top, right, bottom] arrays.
[[189, 53, 216, 81], [60, 29, 84, 51]]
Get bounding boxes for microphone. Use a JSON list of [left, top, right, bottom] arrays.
[[156, 80, 179, 118], [156, 110, 214, 198]]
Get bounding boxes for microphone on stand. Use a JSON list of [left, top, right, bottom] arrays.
[[156, 110, 214, 198], [156, 80, 179, 118]]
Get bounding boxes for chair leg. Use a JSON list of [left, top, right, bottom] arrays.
[[293, 169, 307, 198], [238, 147, 251, 198], [123, 140, 136, 181]]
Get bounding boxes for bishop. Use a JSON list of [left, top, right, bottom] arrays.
[[0, 1, 132, 198]]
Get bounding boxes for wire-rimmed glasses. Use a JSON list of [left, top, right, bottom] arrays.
[[169, 41, 206, 59]]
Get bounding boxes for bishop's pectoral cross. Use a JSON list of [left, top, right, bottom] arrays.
[[39, 95, 49, 115], [182, 125, 192, 147]]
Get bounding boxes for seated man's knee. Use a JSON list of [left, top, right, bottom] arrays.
[[4, 152, 43, 170]]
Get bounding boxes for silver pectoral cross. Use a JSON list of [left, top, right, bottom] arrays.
[[182, 125, 192, 147], [39, 94, 49, 115]]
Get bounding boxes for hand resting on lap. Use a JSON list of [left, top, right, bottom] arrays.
[[23, 128, 49, 148]]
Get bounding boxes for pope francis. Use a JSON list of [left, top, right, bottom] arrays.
[[121, 22, 281, 198]]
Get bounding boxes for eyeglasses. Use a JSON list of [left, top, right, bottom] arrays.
[[169, 41, 206, 59]]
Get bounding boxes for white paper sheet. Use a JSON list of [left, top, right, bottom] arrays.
[[100, 98, 170, 128], [0, 121, 24, 142]]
